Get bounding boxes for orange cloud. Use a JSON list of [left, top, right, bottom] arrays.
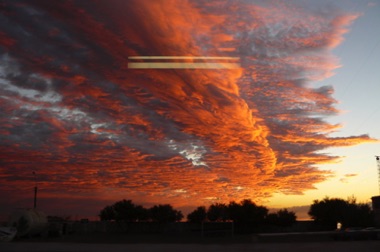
[[0, 0, 376, 217]]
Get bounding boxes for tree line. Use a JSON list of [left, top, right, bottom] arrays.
[[99, 199, 296, 228], [99, 199, 183, 222], [187, 199, 296, 227], [99, 196, 376, 231]]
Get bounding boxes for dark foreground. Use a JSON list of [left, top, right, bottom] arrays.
[[1, 240, 380, 252]]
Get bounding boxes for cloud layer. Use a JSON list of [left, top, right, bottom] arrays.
[[0, 0, 375, 216]]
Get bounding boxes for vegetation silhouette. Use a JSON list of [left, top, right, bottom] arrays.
[[186, 199, 296, 233], [99, 199, 183, 222], [207, 203, 229, 222], [98, 196, 375, 234], [266, 209, 297, 227], [308, 196, 375, 230], [100, 199, 298, 229], [187, 206, 207, 223], [149, 204, 183, 223]]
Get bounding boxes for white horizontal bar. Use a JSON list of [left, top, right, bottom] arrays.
[[128, 62, 241, 69], [128, 56, 239, 60]]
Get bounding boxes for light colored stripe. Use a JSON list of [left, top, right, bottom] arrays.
[[128, 56, 239, 60], [128, 62, 241, 69]]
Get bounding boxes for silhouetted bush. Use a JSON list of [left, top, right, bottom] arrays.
[[187, 206, 207, 223], [99, 200, 182, 222], [266, 209, 296, 227], [308, 196, 375, 230], [149, 204, 183, 223]]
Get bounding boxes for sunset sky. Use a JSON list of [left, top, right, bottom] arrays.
[[1, 0, 379, 221]]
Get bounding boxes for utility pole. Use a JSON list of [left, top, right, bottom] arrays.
[[376, 156, 380, 194], [33, 171, 37, 209]]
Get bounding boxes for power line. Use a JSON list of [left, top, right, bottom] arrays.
[[351, 103, 380, 135], [340, 37, 380, 99]]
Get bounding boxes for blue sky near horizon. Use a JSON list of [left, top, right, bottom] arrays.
[[268, 1, 380, 218]]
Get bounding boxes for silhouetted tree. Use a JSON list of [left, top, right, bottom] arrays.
[[99, 199, 148, 222], [149, 204, 183, 222], [308, 197, 375, 229], [187, 206, 207, 223], [228, 201, 242, 222], [266, 213, 278, 225], [204, 200, 269, 224], [134, 205, 150, 221], [276, 209, 296, 226], [228, 199, 268, 233], [207, 203, 229, 222], [228, 199, 268, 224], [113, 200, 144, 221], [99, 205, 115, 221], [266, 209, 296, 227]]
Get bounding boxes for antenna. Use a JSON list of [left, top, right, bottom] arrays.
[[33, 171, 37, 209], [376, 156, 380, 194]]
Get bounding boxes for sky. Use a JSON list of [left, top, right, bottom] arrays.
[[0, 0, 379, 221]]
